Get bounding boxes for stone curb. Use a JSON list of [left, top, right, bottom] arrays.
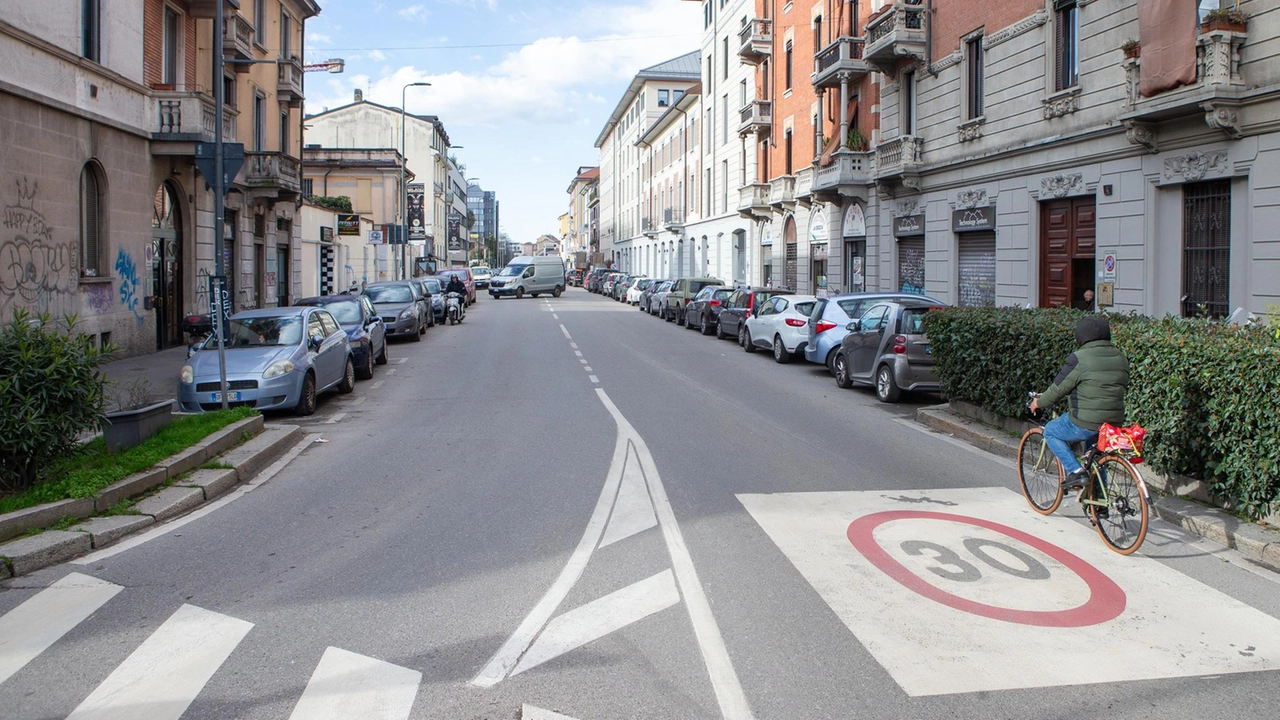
[[0, 498, 96, 544], [915, 404, 1280, 572], [178, 469, 239, 501], [134, 487, 205, 523], [1, 531, 93, 576], [222, 425, 304, 482], [73, 515, 156, 549]]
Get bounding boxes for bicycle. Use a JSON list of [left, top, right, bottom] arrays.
[[1016, 392, 1152, 555]]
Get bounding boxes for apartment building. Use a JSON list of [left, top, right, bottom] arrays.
[[564, 166, 598, 257], [467, 181, 499, 263], [0, 1, 316, 357], [595, 52, 701, 268], [635, 86, 702, 278]]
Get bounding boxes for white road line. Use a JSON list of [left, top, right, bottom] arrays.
[[553, 314, 559, 320], [325, 413, 347, 425], [891, 418, 1015, 469], [66, 604, 252, 720], [513, 570, 679, 676], [521, 705, 581, 720], [0, 573, 123, 686], [578, 359, 588, 364], [386, 368, 397, 376], [595, 388, 754, 720], [598, 444, 658, 548], [372, 380, 385, 389], [588, 376, 599, 384], [574, 351, 583, 357], [471, 414, 630, 687], [352, 396, 368, 406], [394, 358, 407, 365], [288, 647, 422, 720], [560, 325, 572, 340], [570, 343, 578, 349], [584, 367, 593, 373]]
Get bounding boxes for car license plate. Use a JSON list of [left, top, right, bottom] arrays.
[[924, 345, 932, 355], [210, 391, 241, 402]]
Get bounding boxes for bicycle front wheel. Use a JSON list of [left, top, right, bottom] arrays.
[[1017, 428, 1064, 514], [1090, 455, 1150, 555]]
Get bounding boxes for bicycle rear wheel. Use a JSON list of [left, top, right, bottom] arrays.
[[1089, 455, 1149, 555], [1017, 428, 1064, 514]]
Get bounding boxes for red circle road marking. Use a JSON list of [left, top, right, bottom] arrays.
[[846, 510, 1126, 627]]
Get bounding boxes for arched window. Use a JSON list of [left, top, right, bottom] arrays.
[[80, 162, 105, 277]]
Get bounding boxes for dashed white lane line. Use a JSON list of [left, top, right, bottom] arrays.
[[372, 380, 385, 389], [588, 375, 599, 384], [553, 314, 560, 320], [386, 368, 397, 376], [325, 413, 347, 425], [570, 343, 578, 349], [574, 351, 583, 357], [560, 325, 572, 339], [395, 357, 407, 365], [579, 359, 588, 364], [351, 396, 367, 406], [584, 367, 593, 372]]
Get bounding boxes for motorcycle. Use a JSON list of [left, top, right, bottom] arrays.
[[446, 292, 466, 325]]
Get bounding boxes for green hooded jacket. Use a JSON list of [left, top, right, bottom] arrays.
[[1039, 317, 1129, 431]]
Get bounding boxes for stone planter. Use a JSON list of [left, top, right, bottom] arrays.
[[104, 400, 174, 452], [1201, 17, 1246, 33]]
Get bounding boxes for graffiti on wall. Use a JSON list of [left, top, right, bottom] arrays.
[[85, 283, 114, 314], [115, 249, 145, 325], [1, 178, 78, 317]]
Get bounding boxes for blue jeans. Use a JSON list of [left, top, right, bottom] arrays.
[[1043, 414, 1097, 475]]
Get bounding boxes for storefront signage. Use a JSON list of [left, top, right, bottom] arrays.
[[761, 224, 773, 246], [893, 214, 925, 237], [810, 209, 828, 244], [368, 230, 384, 245], [843, 204, 867, 238], [337, 214, 360, 236], [952, 206, 996, 233], [406, 183, 426, 241], [320, 226, 335, 243]]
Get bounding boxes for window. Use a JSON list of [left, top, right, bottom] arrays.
[[223, 75, 237, 108], [81, 0, 100, 62], [658, 89, 670, 107], [966, 35, 984, 119], [1182, 180, 1231, 318], [162, 7, 180, 85], [722, 94, 729, 143], [785, 41, 793, 90], [723, 36, 729, 79], [784, 129, 793, 175], [80, 162, 105, 277], [302, 178, 314, 196], [674, 89, 685, 102], [814, 16, 823, 54], [253, 93, 266, 151], [255, 0, 266, 45], [1054, 0, 1079, 92], [280, 111, 289, 152], [902, 70, 916, 134], [280, 12, 292, 59]]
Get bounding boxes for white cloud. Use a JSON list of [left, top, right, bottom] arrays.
[[398, 4, 431, 22], [367, 49, 387, 61]]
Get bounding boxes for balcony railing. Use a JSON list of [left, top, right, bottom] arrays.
[[223, 13, 254, 68], [152, 92, 237, 143], [873, 135, 923, 179], [739, 100, 772, 136], [769, 175, 796, 207], [813, 37, 869, 89], [793, 166, 814, 207], [641, 216, 657, 236], [737, 182, 771, 218], [812, 150, 873, 193], [864, 1, 927, 73], [245, 151, 302, 197], [738, 18, 772, 65], [1120, 28, 1247, 142], [663, 207, 684, 232], [277, 58, 304, 107]]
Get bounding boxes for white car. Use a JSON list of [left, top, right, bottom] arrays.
[[625, 278, 652, 305], [470, 266, 492, 289], [742, 294, 820, 364]]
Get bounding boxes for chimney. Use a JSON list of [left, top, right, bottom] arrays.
[[354, 89, 364, 102]]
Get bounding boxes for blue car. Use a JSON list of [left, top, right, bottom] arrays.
[[178, 306, 354, 416], [803, 292, 945, 376], [295, 294, 387, 380]]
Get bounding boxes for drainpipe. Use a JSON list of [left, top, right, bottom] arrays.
[[925, 0, 938, 77]]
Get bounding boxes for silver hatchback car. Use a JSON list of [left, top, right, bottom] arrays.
[[833, 298, 947, 402]]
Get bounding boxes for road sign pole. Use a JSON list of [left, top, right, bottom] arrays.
[[213, 1, 229, 410]]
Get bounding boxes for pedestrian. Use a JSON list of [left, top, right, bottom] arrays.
[[1073, 289, 1095, 312]]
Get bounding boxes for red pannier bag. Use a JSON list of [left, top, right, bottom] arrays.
[[1097, 423, 1146, 464]]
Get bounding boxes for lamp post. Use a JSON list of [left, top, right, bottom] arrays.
[[400, 82, 430, 280]]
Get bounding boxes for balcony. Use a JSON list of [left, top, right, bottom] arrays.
[[864, 2, 927, 75], [738, 183, 770, 219], [738, 18, 772, 65], [739, 100, 772, 137], [812, 150, 873, 196], [277, 57, 304, 107], [663, 208, 684, 233], [245, 151, 302, 198], [223, 12, 254, 69], [769, 175, 796, 208], [793, 166, 814, 208], [151, 92, 237, 147], [813, 37, 870, 89], [1120, 28, 1248, 148], [641, 216, 658, 238]]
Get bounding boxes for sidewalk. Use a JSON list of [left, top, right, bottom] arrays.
[[100, 345, 191, 405]]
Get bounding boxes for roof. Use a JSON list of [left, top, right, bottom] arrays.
[[594, 50, 700, 148], [305, 100, 452, 147], [637, 83, 701, 146]]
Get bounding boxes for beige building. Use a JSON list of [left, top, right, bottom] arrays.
[[302, 147, 410, 283]]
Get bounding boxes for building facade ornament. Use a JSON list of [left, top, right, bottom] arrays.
[[932, 51, 963, 72], [1042, 89, 1080, 119], [956, 188, 987, 208], [1203, 102, 1242, 139], [983, 12, 1047, 50], [1163, 150, 1229, 183], [902, 175, 923, 192], [958, 118, 983, 142], [1040, 173, 1085, 198], [1124, 121, 1158, 153], [895, 199, 919, 217]]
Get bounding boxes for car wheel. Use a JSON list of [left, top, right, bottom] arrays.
[[531, 292, 540, 298], [743, 328, 756, 353], [834, 353, 853, 389], [665, 307, 674, 323], [876, 364, 902, 403], [516, 287, 525, 299], [375, 341, 389, 366], [825, 348, 840, 377], [338, 357, 356, 394], [678, 310, 687, 327], [715, 321, 726, 340], [356, 347, 374, 380], [553, 286, 562, 298], [773, 336, 791, 364], [294, 372, 317, 416], [410, 320, 422, 342]]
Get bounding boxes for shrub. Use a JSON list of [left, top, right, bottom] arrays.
[[924, 307, 1280, 518], [0, 310, 114, 493]]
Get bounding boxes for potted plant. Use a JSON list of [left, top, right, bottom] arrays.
[[104, 379, 173, 452], [1201, 7, 1248, 33], [1121, 39, 1141, 59], [846, 127, 869, 151]]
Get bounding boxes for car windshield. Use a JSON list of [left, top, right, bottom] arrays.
[[320, 300, 362, 325], [366, 286, 414, 304], [497, 265, 524, 277], [713, 289, 733, 301], [472, 268, 491, 276], [424, 280, 442, 293], [226, 316, 302, 348]]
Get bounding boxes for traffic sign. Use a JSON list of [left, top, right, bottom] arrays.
[[193, 142, 245, 191], [739, 487, 1280, 696], [1102, 252, 1117, 281]]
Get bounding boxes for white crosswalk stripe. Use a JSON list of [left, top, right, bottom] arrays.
[[288, 647, 422, 720], [0, 573, 123, 687]]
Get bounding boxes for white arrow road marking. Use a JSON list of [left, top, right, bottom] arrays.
[[521, 704, 582, 719], [0, 573, 123, 686], [66, 604, 252, 720], [598, 443, 657, 548], [288, 647, 421, 720], [513, 571, 679, 676]]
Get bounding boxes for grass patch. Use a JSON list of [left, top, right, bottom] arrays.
[[0, 408, 257, 516], [100, 499, 138, 516], [201, 460, 234, 470], [50, 516, 82, 531]]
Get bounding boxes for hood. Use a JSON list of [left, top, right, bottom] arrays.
[[191, 344, 297, 377], [1075, 316, 1111, 345], [373, 302, 413, 315]]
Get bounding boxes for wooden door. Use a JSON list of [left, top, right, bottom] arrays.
[[1039, 197, 1095, 308]]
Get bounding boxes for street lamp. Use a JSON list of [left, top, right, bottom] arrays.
[[400, 82, 430, 280]]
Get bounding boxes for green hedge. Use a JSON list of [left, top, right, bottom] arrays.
[[923, 307, 1280, 519]]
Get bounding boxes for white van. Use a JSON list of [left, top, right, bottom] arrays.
[[489, 256, 566, 299]]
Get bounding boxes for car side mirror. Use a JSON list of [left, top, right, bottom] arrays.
[[308, 336, 323, 352], [847, 320, 861, 332]]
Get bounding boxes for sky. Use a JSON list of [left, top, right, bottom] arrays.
[[304, 0, 703, 244]]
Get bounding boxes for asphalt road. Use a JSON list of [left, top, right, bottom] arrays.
[[2, 286, 1279, 720]]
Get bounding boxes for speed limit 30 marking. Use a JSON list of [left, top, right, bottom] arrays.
[[739, 487, 1280, 696]]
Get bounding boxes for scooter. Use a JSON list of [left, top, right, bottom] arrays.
[[446, 292, 466, 325]]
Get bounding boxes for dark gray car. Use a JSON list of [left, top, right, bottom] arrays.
[[364, 282, 423, 342], [833, 299, 947, 403]]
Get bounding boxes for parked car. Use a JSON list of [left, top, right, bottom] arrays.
[[834, 299, 946, 402], [178, 306, 354, 416], [684, 286, 735, 335], [742, 294, 820, 363], [407, 278, 437, 327], [638, 280, 665, 312], [663, 277, 723, 325], [716, 286, 793, 341], [601, 272, 622, 297], [648, 281, 676, 316], [437, 267, 477, 305], [470, 266, 492, 290], [294, 294, 387, 380], [615, 275, 642, 301], [627, 278, 654, 305], [804, 292, 945, 375], [421, 276, 446, 324], [364, 282, 424, 341], [568, 269, 585, 287], [490, 255, 566, 298], [586, 268, 609, 293]]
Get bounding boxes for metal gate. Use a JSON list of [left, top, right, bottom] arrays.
[[1182, 180, 1230, 318], [958, 233, 996, 307], [897, 237, 925, 294], [784, 217, 798, 290]]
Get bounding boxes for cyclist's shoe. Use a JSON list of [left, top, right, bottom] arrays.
[[1061, 469, 1089, 489]]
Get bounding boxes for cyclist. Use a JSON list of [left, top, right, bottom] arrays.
[[1028, 316, 1130, 489]]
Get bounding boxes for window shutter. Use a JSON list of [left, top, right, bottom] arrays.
[[1054, 10, 1066, 91], [81, 166, 101, 276]]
